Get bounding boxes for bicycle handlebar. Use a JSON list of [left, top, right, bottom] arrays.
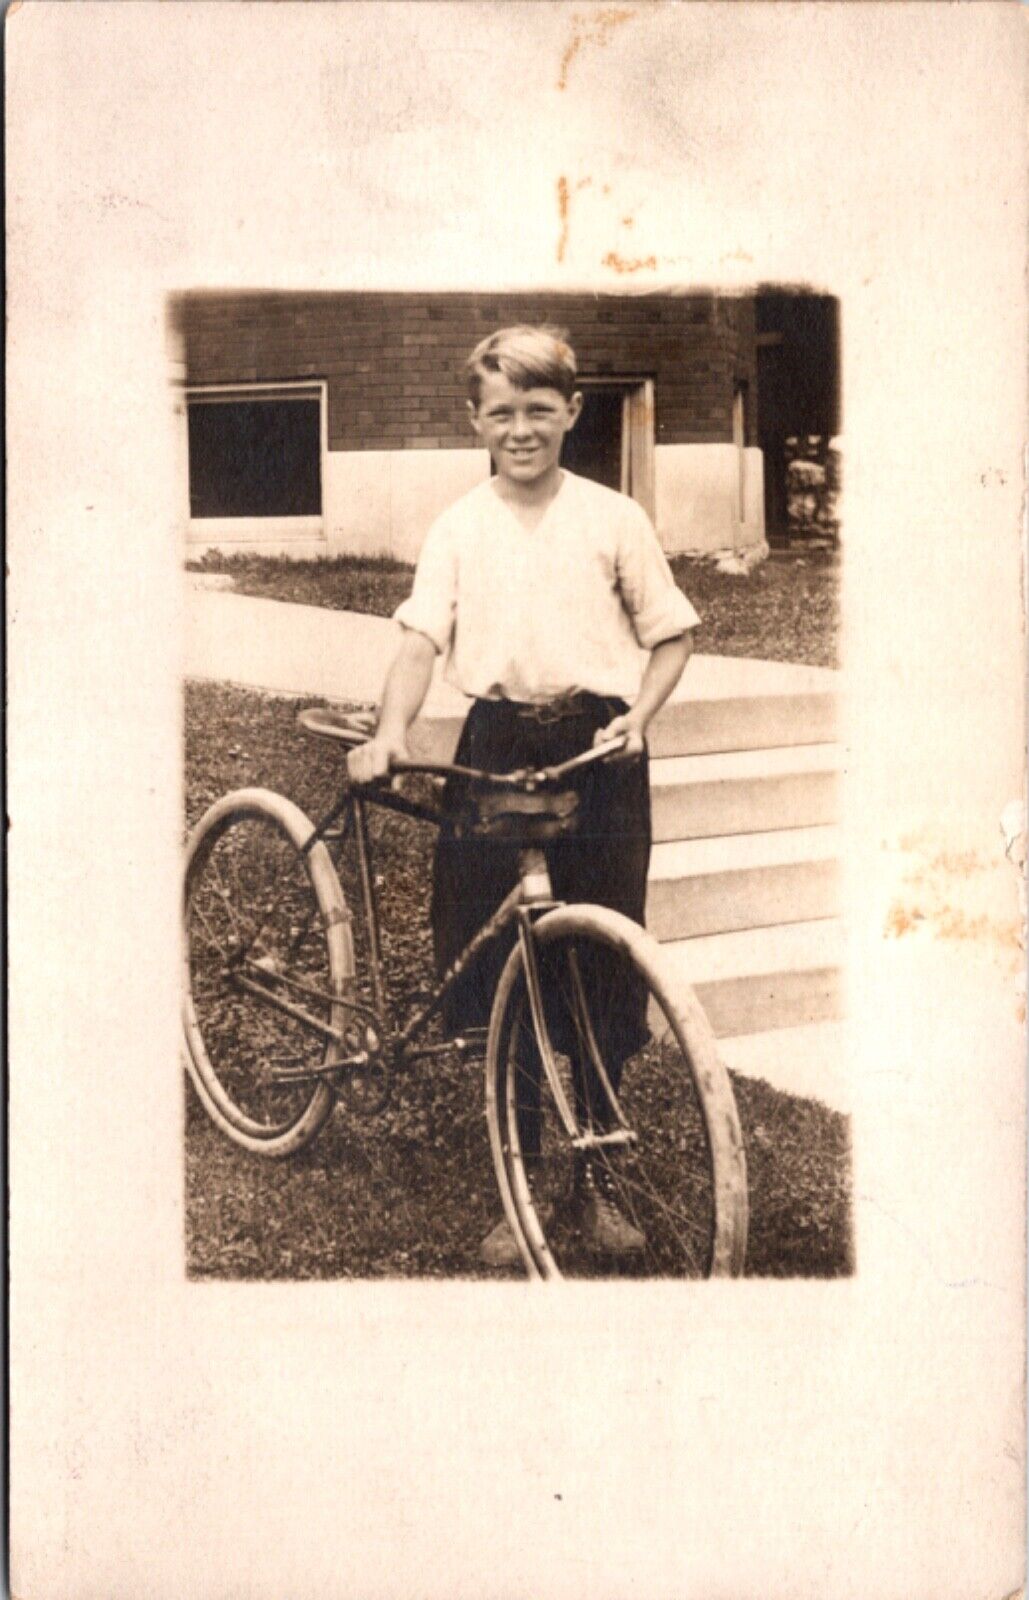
[[385, 734, 629, 790], [296, 706, 631, 790]]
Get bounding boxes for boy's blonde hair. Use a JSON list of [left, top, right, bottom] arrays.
[[465, 325, 578, 406]]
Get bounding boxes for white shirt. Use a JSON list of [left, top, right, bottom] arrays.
[[393, 470, 700, 703]]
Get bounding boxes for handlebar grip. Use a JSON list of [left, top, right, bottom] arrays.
[[537, 734, 629, 782]]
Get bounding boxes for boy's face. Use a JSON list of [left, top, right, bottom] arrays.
[[468, 371, 582, 488]]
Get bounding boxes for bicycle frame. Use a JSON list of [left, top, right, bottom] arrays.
[[300, 779, 559, 1058], [232, 729, 635, 1146]]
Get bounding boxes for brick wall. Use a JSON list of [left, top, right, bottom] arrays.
[[182, 291, 758, 451]]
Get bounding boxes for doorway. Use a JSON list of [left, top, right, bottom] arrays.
[[755, 291, 840, 545], [560, 379, 655, 518], [562, 387, 623, 489]]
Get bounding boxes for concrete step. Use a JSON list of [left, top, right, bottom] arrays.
[[412, 688, 840, 763], [645, 689, 838, 758], [646, 825, 841, 942], [647, 655, 840, 758], [659, 918, 844, 1038], [410, 655, 841, 763], [718, 1021, 850, 1115], [650, 743, 841, 841]]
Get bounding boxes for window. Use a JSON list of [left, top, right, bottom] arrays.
[[186, 385, 323, 522]]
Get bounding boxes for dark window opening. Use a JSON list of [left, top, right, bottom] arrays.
[[188, 396, 321, 519], [561, 388, 625, 491]]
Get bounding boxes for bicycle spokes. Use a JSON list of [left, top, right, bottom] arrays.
[[494, 923, 725, 1278], [187, 811, 343, 1133]]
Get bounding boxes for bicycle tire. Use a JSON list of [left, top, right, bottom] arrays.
[[485, 904, 748, 1279], [183, 787, 354, 1157]]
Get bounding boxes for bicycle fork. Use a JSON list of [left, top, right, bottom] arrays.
[[514, 850, 636, 1154]]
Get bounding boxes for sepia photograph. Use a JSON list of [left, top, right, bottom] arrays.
[[9, 4, 1025, 1596], [176, 286, 850, 1281]]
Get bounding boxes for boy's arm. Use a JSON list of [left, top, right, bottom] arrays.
[[593, 632, 694, 759], [347, 629, 438, 783]]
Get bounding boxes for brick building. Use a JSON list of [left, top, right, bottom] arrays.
[[175, 289, 770, 562]]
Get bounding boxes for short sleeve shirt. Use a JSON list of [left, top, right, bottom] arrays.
[[393, 470, 700, 703]]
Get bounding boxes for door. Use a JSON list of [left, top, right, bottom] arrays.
[[560, 380, 655, 519], [561, 386, 624, 490]]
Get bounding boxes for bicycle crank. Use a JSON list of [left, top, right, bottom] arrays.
[[332, 1016, 392, 1115]]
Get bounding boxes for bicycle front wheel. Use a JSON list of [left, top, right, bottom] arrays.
[[183, 788, 354, 1157], [486, 905, 748, 1279]]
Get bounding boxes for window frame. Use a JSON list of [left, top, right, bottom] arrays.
[[185, 380, 328, 546], [733, 380, 748, 524]]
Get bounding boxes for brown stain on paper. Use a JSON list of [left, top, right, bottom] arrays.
[[556, 177, 570, 263], [884, 904, 921, 939], [602, 250, 657, 274], [555, 175, 593, 264], [884, 832, 1025, 966], [885, 899, 1022, 950], [555, 166, 658, 274], [557, 8, 636, 91]]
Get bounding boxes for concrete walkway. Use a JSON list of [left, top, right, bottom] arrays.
[[185, 580, 839, 714]]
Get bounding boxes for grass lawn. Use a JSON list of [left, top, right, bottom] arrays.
[[188, 547, 841, 670], [185, 680, 853, 1280]]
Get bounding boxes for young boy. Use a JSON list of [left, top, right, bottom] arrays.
[[348, 325, 700, 1266]]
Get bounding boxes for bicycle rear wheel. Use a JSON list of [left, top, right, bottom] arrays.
[[183, 788, 354, 1156], [485, 905, 748, 1279]]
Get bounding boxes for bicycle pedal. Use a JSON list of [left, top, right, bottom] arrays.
[[570, 1128, 637, 1150], [453, 1030, 488, 1059]]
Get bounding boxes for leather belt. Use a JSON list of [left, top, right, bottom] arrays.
[[511, 691, 601, 726]]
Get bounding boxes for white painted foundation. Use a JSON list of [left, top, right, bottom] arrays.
[[186, 515, 325, 559], [186, 441, 764, 561], [654, 443, 766, 555], [323, 448, 489, 562]]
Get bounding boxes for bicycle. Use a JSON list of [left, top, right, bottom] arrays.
[[182, 705, 749, 1279]]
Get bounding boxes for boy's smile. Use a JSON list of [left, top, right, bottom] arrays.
[[469, 372, 582, 494]]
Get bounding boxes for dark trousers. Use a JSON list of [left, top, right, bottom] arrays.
[[431, 696, 652, 1141]]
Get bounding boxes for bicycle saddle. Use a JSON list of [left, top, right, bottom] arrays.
[[298, 706, 377, 746]]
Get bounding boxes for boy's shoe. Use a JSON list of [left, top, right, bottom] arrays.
[[572, 1158, 647, 1257], [479, 1216, 524, 1269], [479, 1205, 553, 1269]]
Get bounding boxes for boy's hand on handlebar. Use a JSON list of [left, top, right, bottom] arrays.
[[347, 732, 409, 785], [593, 713, 645, 762]]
